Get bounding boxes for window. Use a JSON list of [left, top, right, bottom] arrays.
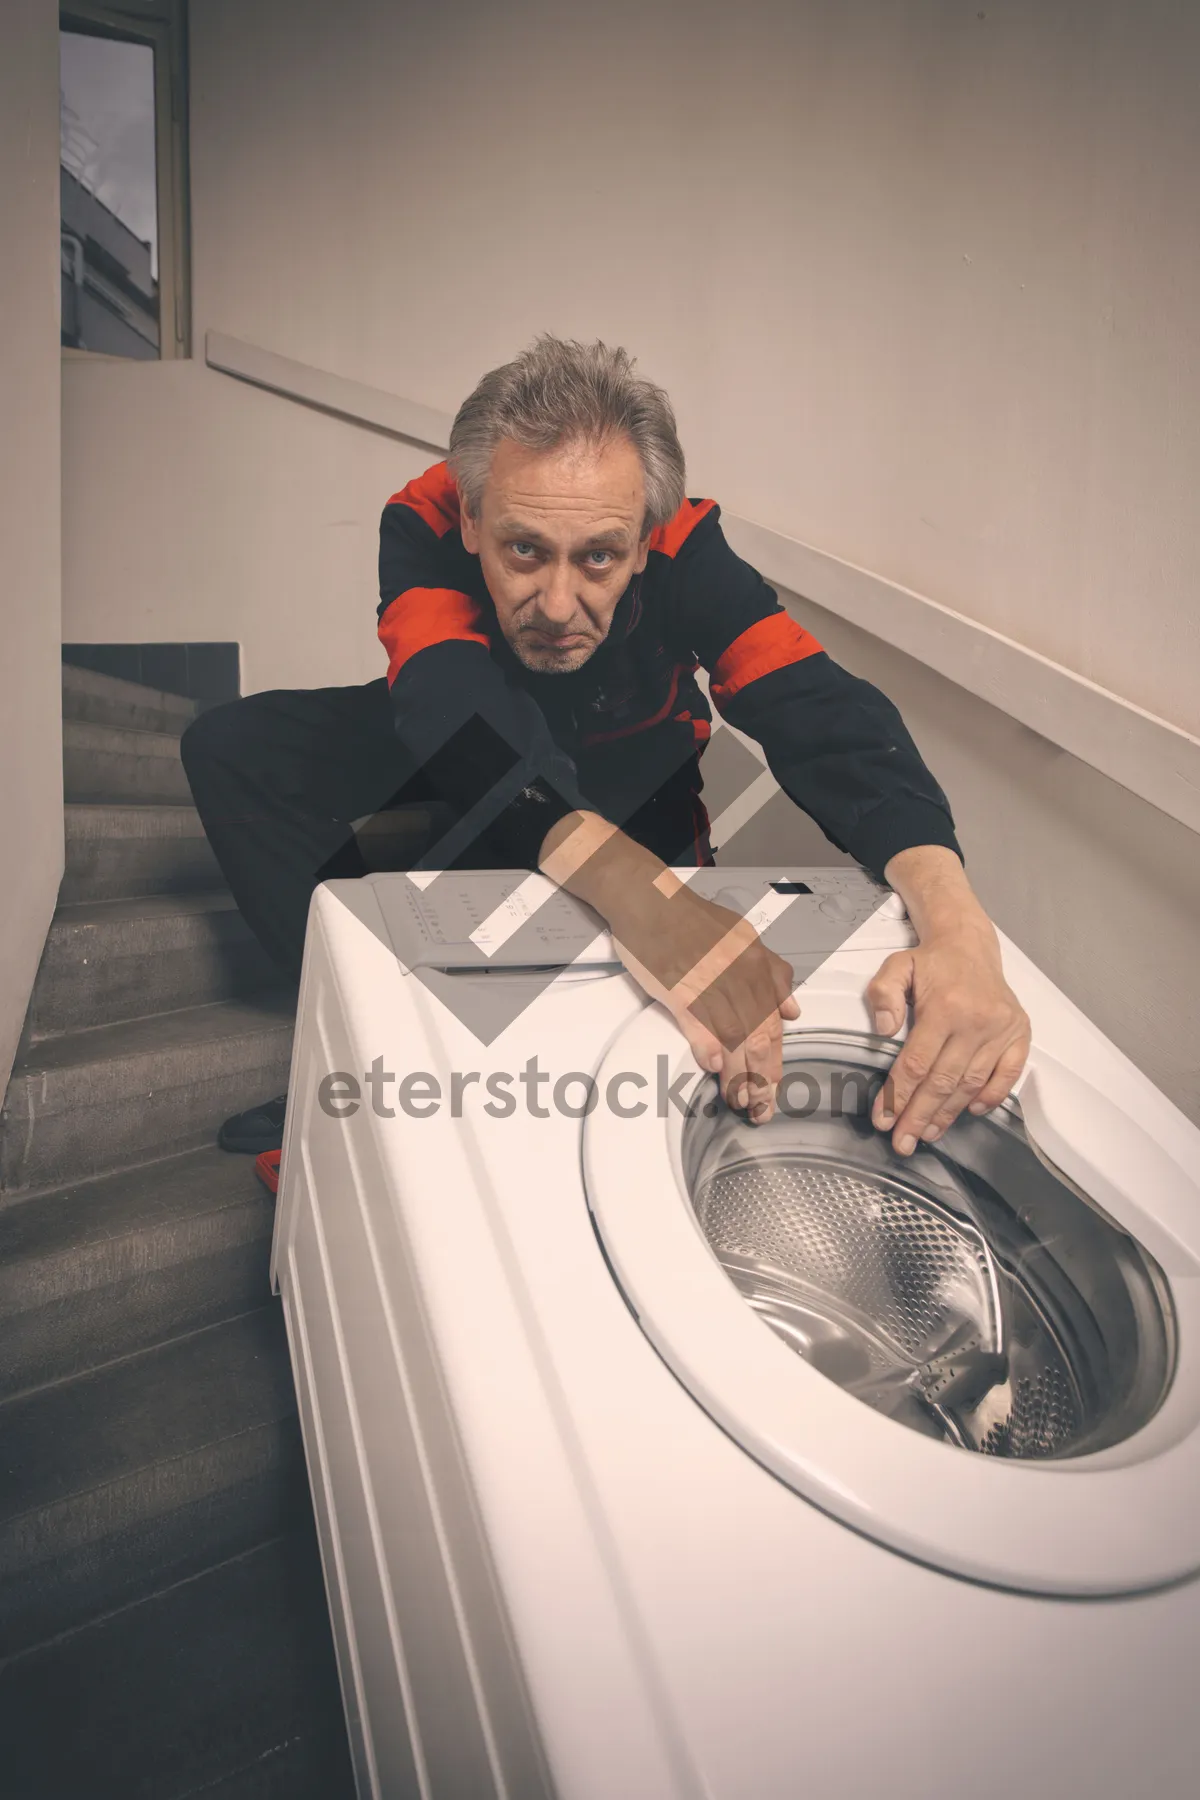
[[60, 2, 190, 359]]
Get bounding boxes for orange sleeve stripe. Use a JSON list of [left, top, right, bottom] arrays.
[[385, 461, 462, 539], [378, 588, 490, 684], [649, 497, 717, 559], [710, 613, 824, 706]]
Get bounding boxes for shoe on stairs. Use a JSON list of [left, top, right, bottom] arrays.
[[217, 1092, 288, 1155]]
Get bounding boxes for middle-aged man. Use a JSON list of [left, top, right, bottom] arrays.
[[182, 334, 1029, 1162]]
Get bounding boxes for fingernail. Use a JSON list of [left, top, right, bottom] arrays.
[[876, 1109, 894, 1127], [922, 1125, 941, 1142], [873, 1011, 897, 1036], [968, 1101, 986, 1114], [751, 1103, 770, 1123], [896, 1133, 916, 1156]]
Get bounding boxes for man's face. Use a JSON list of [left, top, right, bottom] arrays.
[[460, 434, 652, 673]]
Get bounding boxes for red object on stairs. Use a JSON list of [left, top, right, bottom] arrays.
[[255, 1148, 281, 1195]]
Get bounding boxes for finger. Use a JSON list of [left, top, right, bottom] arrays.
[[872, 1017, 947, 1130], [682, 942, 793, 1122], [740, 1016, 782, 1121], [865, 951, 914, 1037], [966, 1031, 1031, 1114], [719, 1040, 753, 1112], [714, 1007, 780, 1122], [912, 1032, 1017, 1139], [908, 1038, 1011, 1143], [704, 988, 792, 1122], [881, 1030, 970, 1153], [723, 1058, 773, 1121]]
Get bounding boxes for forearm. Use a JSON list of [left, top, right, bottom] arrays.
[[539, 810, 677, 911], [883, 844, 996, 945], [716, 663, 962, 880]]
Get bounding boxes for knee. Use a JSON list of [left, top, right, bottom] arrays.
[[179, 696, 260, 778]]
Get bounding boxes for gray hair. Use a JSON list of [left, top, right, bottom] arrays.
[[448, 334, 686, 533]]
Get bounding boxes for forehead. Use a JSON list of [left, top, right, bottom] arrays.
[[482, 434, 644, 536]]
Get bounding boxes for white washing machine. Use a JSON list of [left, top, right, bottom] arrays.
[[271, 866, 1200, 1800]]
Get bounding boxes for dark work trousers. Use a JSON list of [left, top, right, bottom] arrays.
[[180, 678, 443, 981], [180, 676, 711, 982]]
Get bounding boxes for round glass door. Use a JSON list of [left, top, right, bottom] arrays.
[[682, 1033, 1175, 1460]]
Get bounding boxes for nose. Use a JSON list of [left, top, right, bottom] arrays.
[[539, 558, 580, 624]]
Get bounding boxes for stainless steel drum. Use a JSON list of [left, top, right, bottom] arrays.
[[682, 1034, 1175, 1459]]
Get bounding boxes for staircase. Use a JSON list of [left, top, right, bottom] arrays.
[[0, 667, 357, 1799]]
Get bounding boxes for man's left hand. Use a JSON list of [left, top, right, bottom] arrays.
[[871, 847, 1031, 1155]]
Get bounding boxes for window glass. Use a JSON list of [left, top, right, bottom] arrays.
[[60, 27, 160, 358]]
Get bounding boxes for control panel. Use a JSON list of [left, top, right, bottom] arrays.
[[369, 867, 912, 973]]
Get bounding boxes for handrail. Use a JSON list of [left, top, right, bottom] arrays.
[[206, 330, 452, 453], [205, 330, 1200, 837]]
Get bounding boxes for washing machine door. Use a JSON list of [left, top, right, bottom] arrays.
[[584, 1001, 1200, 1596]]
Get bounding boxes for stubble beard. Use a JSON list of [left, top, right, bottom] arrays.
[[510, 622, 602, 675]]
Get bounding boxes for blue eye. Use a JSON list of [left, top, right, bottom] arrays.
[[511, 542, 537, 558]]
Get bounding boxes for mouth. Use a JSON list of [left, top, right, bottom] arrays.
[[523, 629, 593, 651]]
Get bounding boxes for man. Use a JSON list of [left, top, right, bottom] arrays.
[[182, 334, 1029, 1160]]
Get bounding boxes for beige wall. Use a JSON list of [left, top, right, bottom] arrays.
[[775, 588, 1200, 1121], [1, 0, 63, 1104], [60, 0, 1200, 1116], [62, 355, 424, 696]]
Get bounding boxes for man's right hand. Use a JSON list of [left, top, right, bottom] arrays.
[[539, 813, 799, 1122], [611, 878, 801, 1122]]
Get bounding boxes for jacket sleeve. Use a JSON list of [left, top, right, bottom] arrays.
[[670, 506, 962, 878], [378, 465, 592, 866]]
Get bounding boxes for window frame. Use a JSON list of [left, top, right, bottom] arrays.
[[60, 0, 191, 360]]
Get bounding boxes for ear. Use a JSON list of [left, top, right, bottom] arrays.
[[460, 506, 480, 554], [633, 530, 652, 574]]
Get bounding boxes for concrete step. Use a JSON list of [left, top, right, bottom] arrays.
[[63, 717, 195, 805], [28, 892, 283, 1035], [0, 1146, 275, 1402], [0, 1529, 356, 1800], [0, 1307, 307, 1661], [0, 993, 296, 1195], [62, 802, 224, 902], [61, 661, 199, 736]]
